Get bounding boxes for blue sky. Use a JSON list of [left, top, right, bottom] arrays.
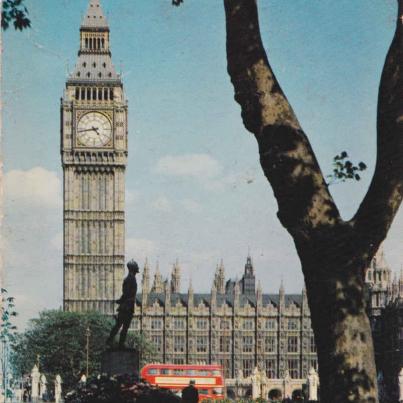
[[3, 0, 402, 328]]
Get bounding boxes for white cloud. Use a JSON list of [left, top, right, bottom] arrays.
[[155, 154, 222, 179], [126, 237, 158, 263], [4, 167, 62, 208], [152, 196, 173, 212], [181, 198, 202, 213]]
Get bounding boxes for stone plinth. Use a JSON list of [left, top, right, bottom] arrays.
[[101, 349, 140, 377]]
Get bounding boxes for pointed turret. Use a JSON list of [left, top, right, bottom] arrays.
[[256, 281, 262, 309], [151, 262, 164, 294], [241, 253, 256, 295], [81, 0, 109, 30], [142, 259, 150, 308], [164, 279, 171, 312], [211, 283, 217, 308], [279, 279, 285, 312], [188, 278, 194, 310], [171, 259, 181, 293]]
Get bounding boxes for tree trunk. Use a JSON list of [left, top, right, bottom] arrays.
[[223, 0, 403, 402], [299, 238, 378, 402]]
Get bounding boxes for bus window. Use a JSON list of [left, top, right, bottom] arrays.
[[161, 368, 170, 375], [212, 370, 220, 376], [199, 389, 209, 395], [148, 368, 159, 375], [173, 369, 184, 375], [213, 388, 223, 394]]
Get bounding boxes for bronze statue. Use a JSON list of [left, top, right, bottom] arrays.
[[106, 259, 139, 349]]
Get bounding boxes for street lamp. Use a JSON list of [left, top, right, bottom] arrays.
[[85, 327, 91, 378]]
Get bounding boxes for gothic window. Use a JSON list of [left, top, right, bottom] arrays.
[[99, 176, 106, 210], [242, 359, 254, 377], [242, 336, 254, 353], [98, 73, 102, 78], [265, 359, 276, 378], [92, 62, 96, 68], [151, 335, 162, 353], [196, 336, 208, 353], [87, 87, 91, 99], [151, 318, 162, 330], [287, 336, 298, 353], [97, 38, 101, 49], [218, 359, 231, 378], [104, 88, 109, 100], [101, 38, 105, 49], [85, 38, 88, 48], [92, 88, 97, 100], [265, 318, 277, 330], [87, 72, 91, 78], [108, 72, 112, 78], [287, 359, 299, 379], [220, 320, 231, 330], [265, 336, 276, 353], [310, 334, 317, 353], [89, 38, 93, 49], [174, 335, 186, 352], [196, 318, 208, 330], [288, 318, 299, 330], [81, 87, 85, 100], [109, 88, 114, 100], [243, 319, 254, 330], [103, 62, 107, 68], [75, 87, 79, 100], [83, 62, 87, 68], [173, 318, 185, 330], [219, 336, 231, 353]]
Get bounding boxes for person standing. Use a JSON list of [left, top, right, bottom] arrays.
[[106, 260, 139, 349], [181, 380, 199, 403]]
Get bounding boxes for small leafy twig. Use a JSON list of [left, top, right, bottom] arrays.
[[2, 0, 31, 31], [327, 151, 367, 186]]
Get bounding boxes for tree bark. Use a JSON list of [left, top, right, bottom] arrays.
[[223, 0, 403, 402]]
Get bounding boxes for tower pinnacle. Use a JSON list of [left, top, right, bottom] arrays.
[[81, 0, 109, 29]]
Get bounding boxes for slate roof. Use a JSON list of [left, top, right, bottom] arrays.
[[136, 293, 303, 309], [81, 0, 109, 30]]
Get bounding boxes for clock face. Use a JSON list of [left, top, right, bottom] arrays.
[[77, 112, 112, 147]]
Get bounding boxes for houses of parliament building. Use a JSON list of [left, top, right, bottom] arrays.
[[131, 247, 403, 384]]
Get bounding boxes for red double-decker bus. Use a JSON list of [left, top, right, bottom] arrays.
[[140, 363, 225, 401]]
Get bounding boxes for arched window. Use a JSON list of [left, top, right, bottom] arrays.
[[104, 88, 108, 100], [87, 87, 91, 100], [85, 38, 88, 49], [92, 88, 97, 100], [98, 72, 102, 78], [101, 38, 105, 49], [87, 72, 91, 78], [75, 87, 79, 100], [109, 88, 113, 100], [89, 37, 93, 49], [81, 87, 85, 100], [97, 38, 101, 49], [98, 88, 102, 100]]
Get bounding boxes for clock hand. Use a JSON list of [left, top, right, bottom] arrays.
[[77, 128, 95, 133], [92, 126, 101, 135]]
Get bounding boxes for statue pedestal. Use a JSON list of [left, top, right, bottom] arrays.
[[101, 349, 140, 377]]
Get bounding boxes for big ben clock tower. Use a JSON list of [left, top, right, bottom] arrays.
[[61, 0, 128, 314]]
